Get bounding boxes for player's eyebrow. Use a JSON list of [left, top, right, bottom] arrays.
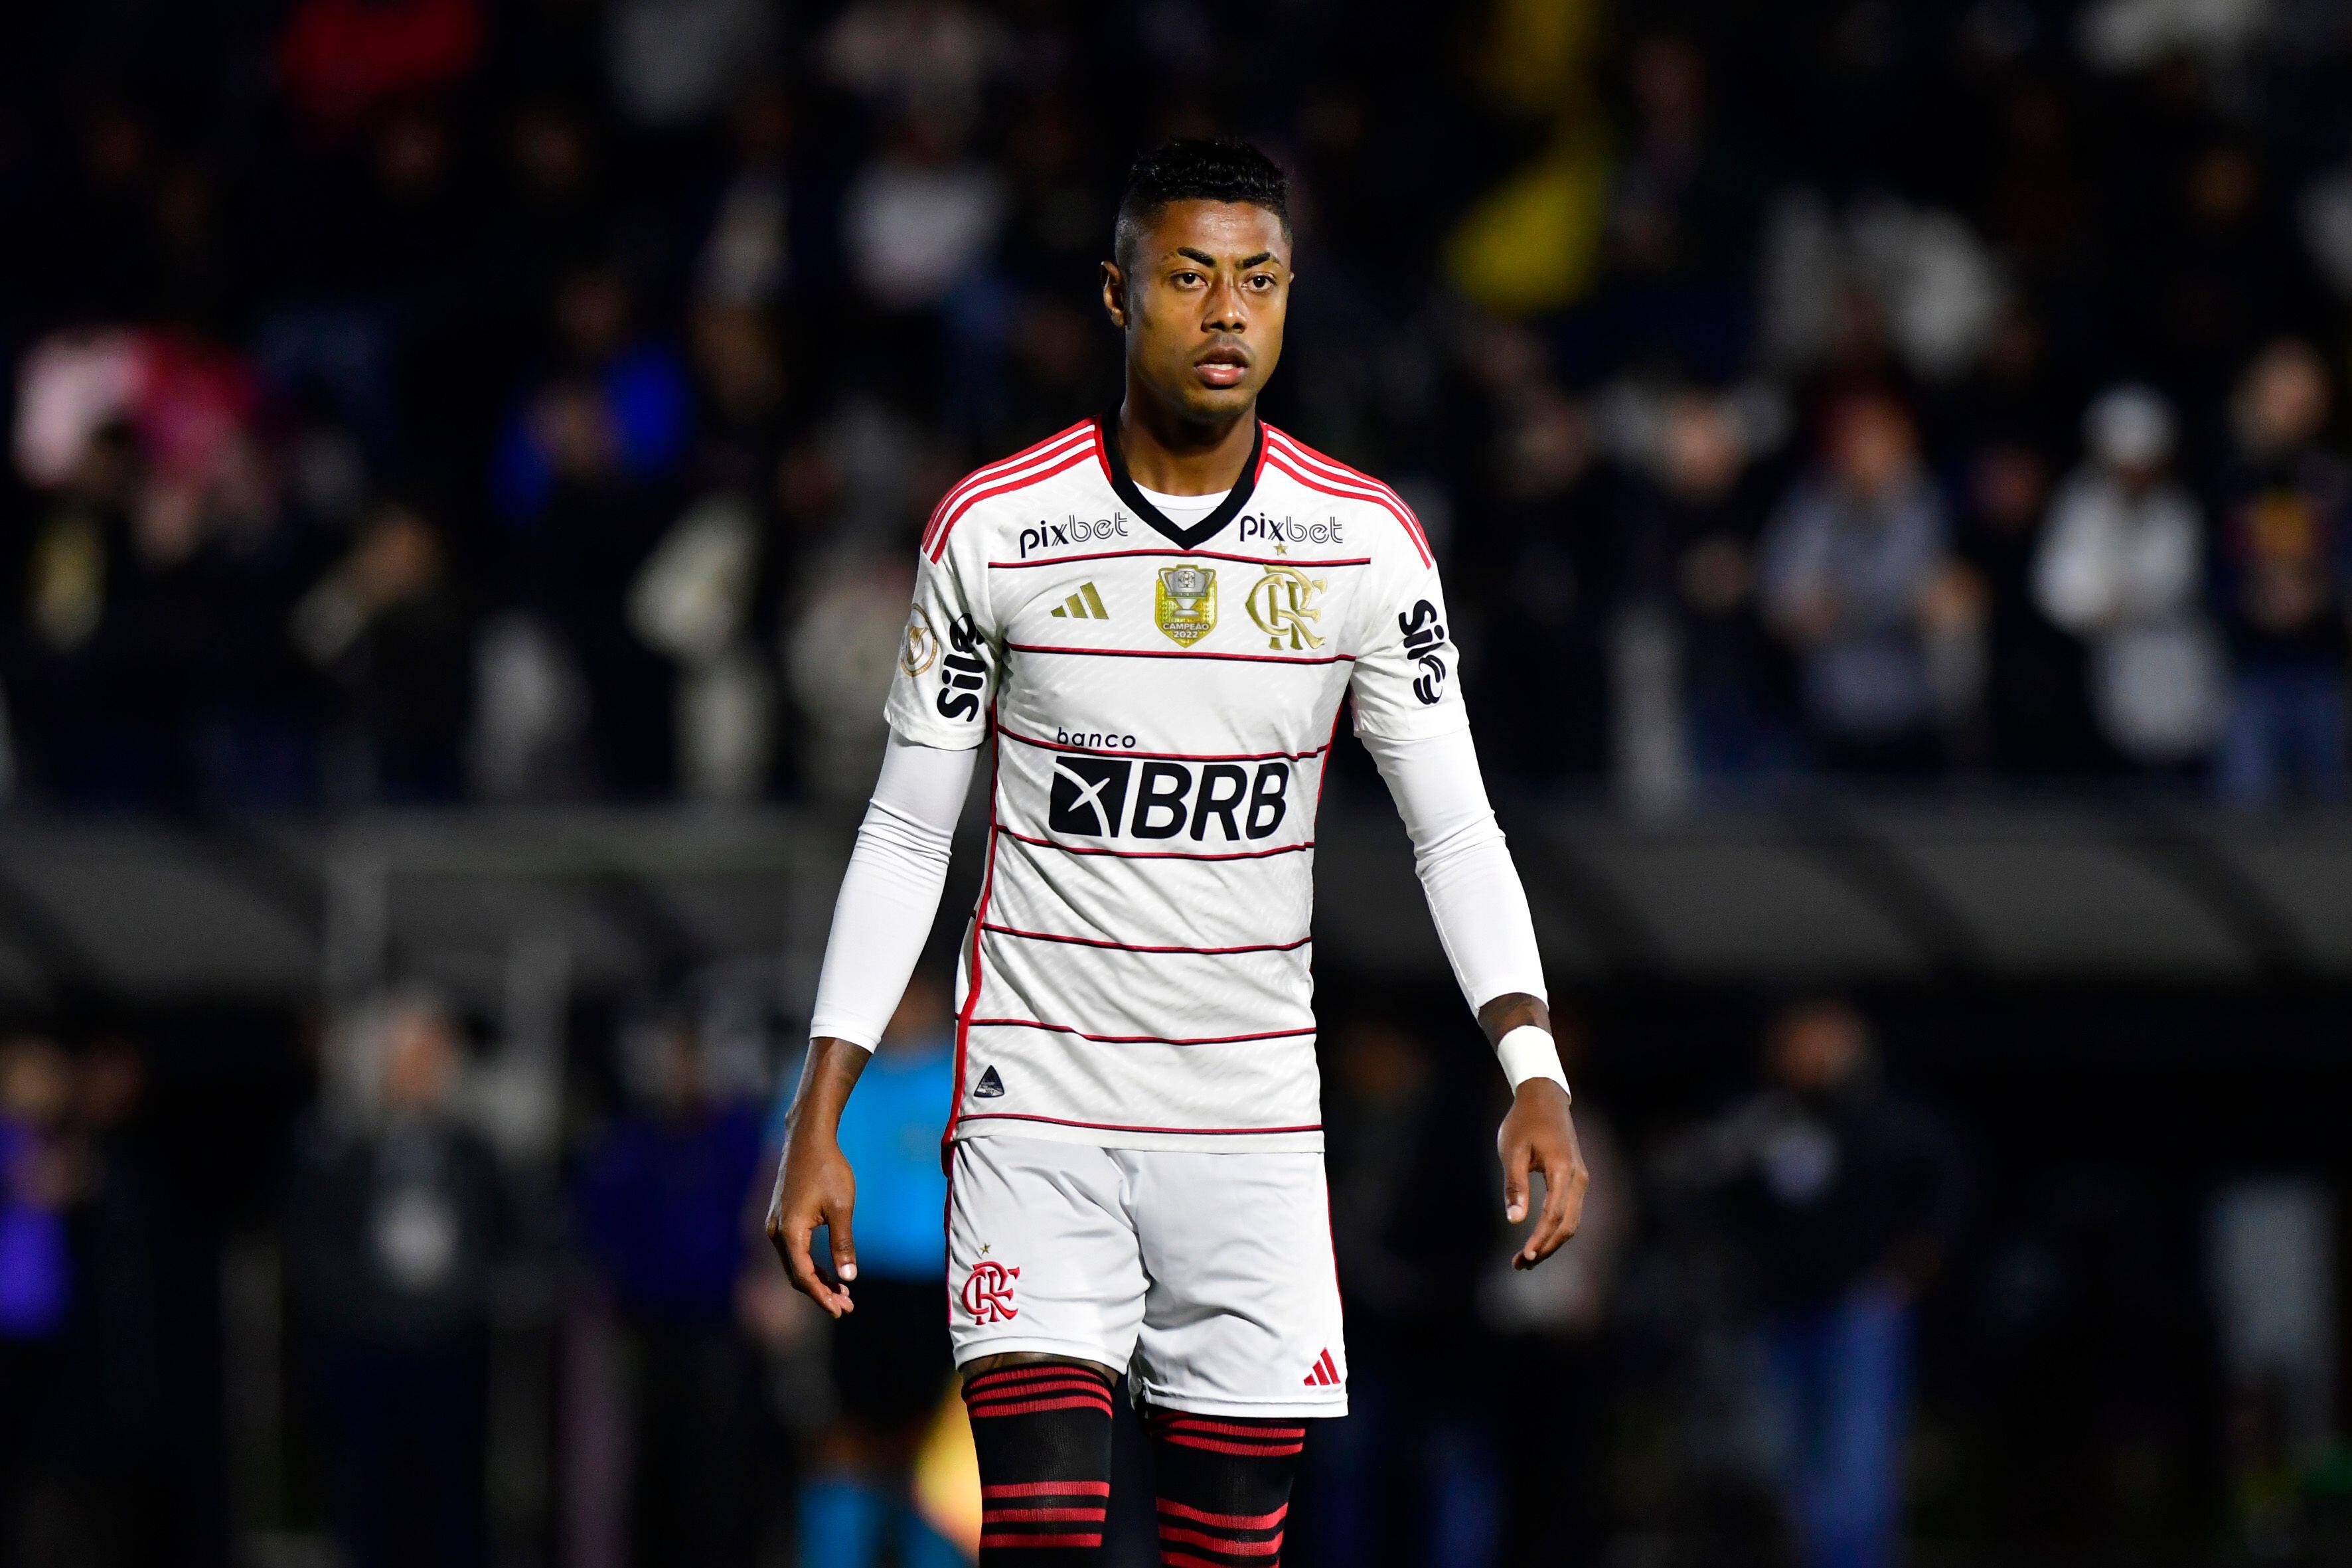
[[1174, 247, 1218, 267], [1239, 252, 1275, 269]]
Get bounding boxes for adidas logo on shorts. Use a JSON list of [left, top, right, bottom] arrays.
[[973, 1065, 1006, 1099], [1302, 1348, 1340, 1387]]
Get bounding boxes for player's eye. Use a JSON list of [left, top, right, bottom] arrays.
[[1248, 274, 1277, 291], [1172, 271, 1202, 286]]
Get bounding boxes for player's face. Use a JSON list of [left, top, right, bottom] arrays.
[[1104, 200, 1291, 422]]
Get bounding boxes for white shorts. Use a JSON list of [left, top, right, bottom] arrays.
[[946, 1135, 1348, 1419]]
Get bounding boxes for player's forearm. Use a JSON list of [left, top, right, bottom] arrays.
[[805, 733, 976, 1048], [783, 1037, 872, 1142], [1361, 727, 1564, 1094]]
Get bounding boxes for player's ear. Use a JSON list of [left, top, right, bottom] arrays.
[[1101, 261, 1129, 330]]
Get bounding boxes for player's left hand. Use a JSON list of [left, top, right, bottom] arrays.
[[1498, 1081, 1587, 1270]]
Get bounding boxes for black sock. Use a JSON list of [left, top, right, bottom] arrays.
[[1145, 1407, 1304, 1567], [963, 1361, 1119, 1563]]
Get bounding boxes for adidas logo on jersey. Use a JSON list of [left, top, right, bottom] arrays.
[[1048, 583, 1110, 620], [1302, 1349, 1341, 1387], [972, 1065, 1006, 1099]]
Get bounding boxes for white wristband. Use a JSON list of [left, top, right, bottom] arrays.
[[1496, 1024, 1571, 1098]]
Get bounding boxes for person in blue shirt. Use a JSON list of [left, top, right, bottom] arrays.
[[773, 969, 959, 1568]]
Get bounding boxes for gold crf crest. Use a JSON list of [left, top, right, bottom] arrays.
[[1155, 565, 1217, 645], [1245, 565, 1327, 651]]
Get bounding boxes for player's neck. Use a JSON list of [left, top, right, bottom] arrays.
[[1114, 386, 1257, 497]]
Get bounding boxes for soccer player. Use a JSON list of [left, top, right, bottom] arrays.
[[767, 138, 1587, 1565]]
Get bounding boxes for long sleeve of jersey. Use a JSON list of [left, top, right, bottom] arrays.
[[1360, 726, 1548, 1017], [806, 733, 978, 1050]]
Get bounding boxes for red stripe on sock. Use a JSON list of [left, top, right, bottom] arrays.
[[964, 1376, 1119, 1401], [967, 1393, 1115, 1420], [1158, 1434, 1306, 1457], [1157, 1500, 1289, 1530], [983, 1481, 1113, 1499], [1158, 1417, 1306, 1439], [983, 1506, 1109, 1524], [978, 1532, 1103, 1549], [1160, 1524, 1285, 1555]]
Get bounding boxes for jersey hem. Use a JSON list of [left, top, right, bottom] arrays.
[[952, 1117, 1324, 1154]]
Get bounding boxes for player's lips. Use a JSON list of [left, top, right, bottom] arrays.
[[1193, 344, 1251, 387]]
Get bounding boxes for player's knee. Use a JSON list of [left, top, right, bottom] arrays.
[[963, 1350, 1123, 1383], [964, 1361, 1119, 1561]]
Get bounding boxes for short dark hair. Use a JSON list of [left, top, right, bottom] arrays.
[[1113, 138, 1291, 272]]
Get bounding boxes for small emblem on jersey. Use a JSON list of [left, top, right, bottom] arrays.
[[962, 1260, 1020, 1323], [900, 607, 939, 676], [973, 1065, 1006, 1099], [1303, 1348, 1342, 1387], [1245, 566, 1328, 651], [1154, 566, 1217, 646], [1397, 599, 1449, 704], [935, 611, 987, 722], [1048, 582, 1111, 620]]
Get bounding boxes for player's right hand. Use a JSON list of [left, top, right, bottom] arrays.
[[767, 1131, 858, 1318]]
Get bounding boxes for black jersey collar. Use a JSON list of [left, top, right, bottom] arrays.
[[1097, 410, 1264, 550]]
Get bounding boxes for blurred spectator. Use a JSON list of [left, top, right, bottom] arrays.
[[289, 995, 512, 1568], [277, 0, 483, 132], [1761, 394, 1979, 773], [1666, 1001, 1968, 1568], [2034, 386, 2224, 773], [0, 1037, 77, 1560], [1954, 439, 2096, 774], [2212, 340, 2352, 806], [1610, 383, 1794, 797], [782, 971, 960, 1568], [574, 1010, 765, 1567], [294, 500, 478, 802]]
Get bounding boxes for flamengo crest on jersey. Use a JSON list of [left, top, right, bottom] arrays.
[[886, 415, 1464, 1151]]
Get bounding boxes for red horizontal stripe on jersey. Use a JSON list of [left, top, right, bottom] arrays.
[[980, 923, 1311, 955], [1158, 1500, 1289, 1531], [957, 1113, 1322, 1137], [922, 421, 1095, 554], [1159, 1526, 1285, 1557], [982, 1482, 1114, 1499], [1264, 428, 1433, 562], [929, 440, 1101, 560], [1263, 453, 1431, 568], [995, 826, 1314, 862], [988, 548, 1373, 571], [1007, 641, 1354, 666], [966, 1018, 1318, 1047], [997, 725, 1333, 763]]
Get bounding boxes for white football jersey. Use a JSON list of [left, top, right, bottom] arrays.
[[884, 415, 1466, 1151]]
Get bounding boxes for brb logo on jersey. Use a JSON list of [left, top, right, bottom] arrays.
[[1398, 599, 1449, 705], [961, 1260, 1020, 1322], [1047, 757, 1291, 841], [934, 612, 987, 722], [1245, 566, 1328, 651]]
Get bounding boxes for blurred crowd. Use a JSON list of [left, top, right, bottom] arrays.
[[5, 0, 2352, 811], [3, 983, 1999, 1568]]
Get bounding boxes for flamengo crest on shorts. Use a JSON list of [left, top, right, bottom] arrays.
[[888, 415, 1466, 1150]]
